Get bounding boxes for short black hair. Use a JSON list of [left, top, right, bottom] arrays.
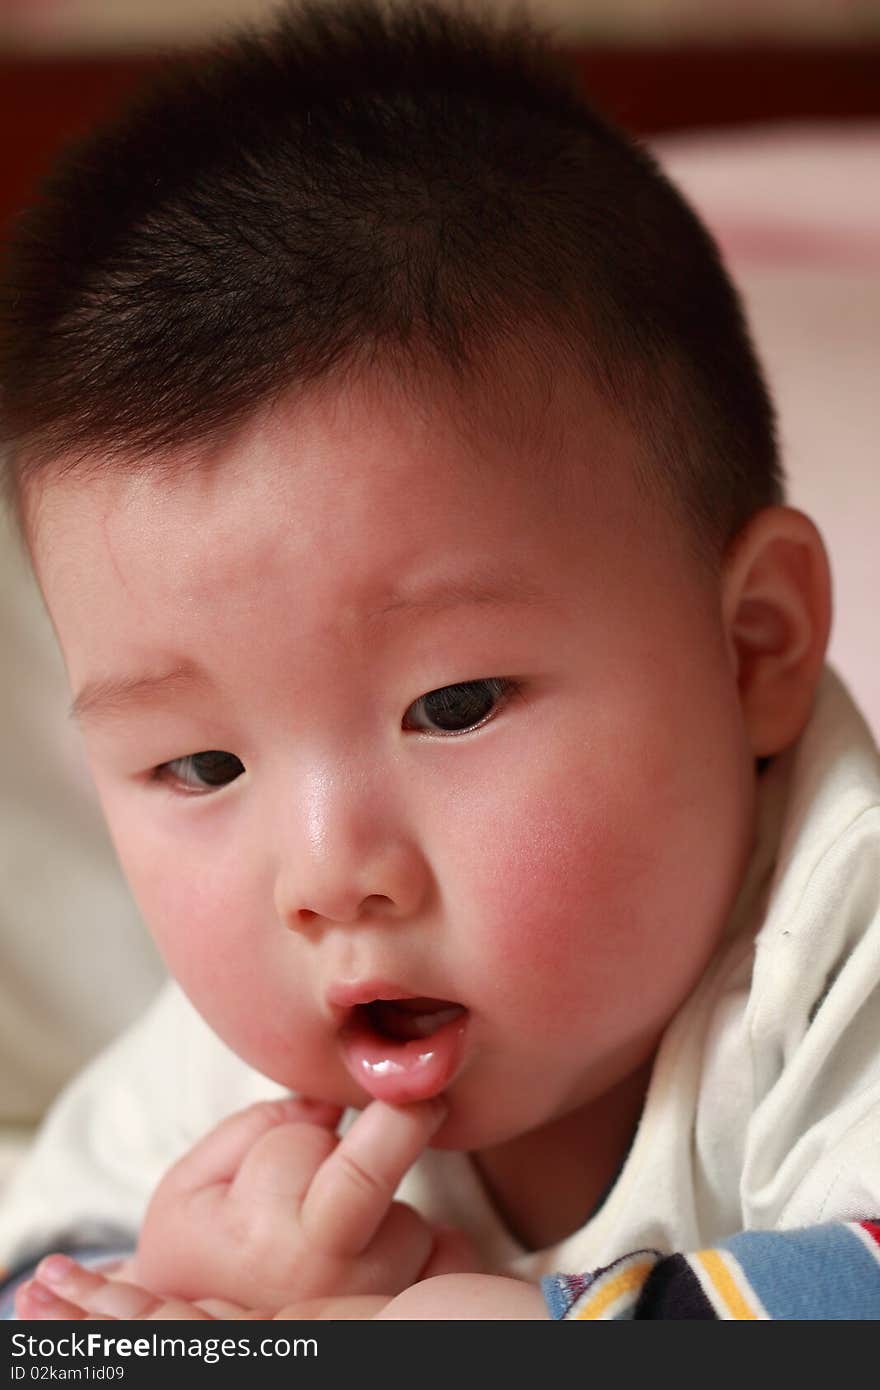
[[0, 0, 783, 555]]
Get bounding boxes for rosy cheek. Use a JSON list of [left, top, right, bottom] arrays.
[[113, 827, 239, 990], [467, 786, 630, 1019], [469, 733, 720, 1045]]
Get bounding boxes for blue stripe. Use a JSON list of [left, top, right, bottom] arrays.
[[541, 1273, 578, 1320], [720, 1223, 880, 1320]]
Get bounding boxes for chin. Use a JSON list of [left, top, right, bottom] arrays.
[[427, 1088, 547, 1153]]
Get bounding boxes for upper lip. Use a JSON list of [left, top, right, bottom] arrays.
[[325, 978, 425, 1020], [325, 978, 465, 1026]]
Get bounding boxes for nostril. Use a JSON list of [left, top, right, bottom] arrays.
[[289, 897, 395, 929], [363, 894, 394, 911]]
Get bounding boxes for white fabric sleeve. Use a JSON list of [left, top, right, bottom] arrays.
[[0, 981, 284, 1274]]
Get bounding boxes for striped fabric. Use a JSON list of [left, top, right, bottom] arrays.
[[542, 1220, 880, 1319]]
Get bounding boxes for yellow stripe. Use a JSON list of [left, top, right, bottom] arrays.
[[696, 1249, 758, 1320], [574, 1257, 655, 1320]]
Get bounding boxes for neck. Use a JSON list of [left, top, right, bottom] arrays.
[[472, 1057, 653, 1252]]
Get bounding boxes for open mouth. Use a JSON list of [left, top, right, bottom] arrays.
[[357, 997, 466, 1042], [338, 994, 470, 1103]]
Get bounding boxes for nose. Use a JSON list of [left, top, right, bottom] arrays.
[[273, 761, 430, 933]]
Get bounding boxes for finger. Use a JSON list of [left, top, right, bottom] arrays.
[[16, 1280, 115, 1320], [161, 1096, 343, 1196], [27, 1255, 164, 1319], [23, 1256, 222, 1322], [15, 1279, 89, 1320], [348, 1198, 434, 1290], [229, 1119, 339, 1209], [300, 1098, 445, 1257]]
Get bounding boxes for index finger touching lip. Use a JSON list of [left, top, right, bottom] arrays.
[[299, 1098, 446, 1256]]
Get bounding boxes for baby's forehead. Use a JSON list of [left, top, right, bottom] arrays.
[[29, 356, 662, 608]]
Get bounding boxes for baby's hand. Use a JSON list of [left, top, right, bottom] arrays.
[[14, 1254, 390, 1321], [15, 1257, 547, 1322], [131, 1095, 479, 1309]]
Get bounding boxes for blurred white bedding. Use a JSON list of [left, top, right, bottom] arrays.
[[0, 513, 165, 1191], [0, 120, 877, 1204]]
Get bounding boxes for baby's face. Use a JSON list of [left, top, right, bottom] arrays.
[[34, 373, 757, 1149]]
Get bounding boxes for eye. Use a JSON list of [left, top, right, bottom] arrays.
[[153, 750, 245, 793], [403, 677, 519, 736]]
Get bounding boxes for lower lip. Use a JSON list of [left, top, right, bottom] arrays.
[[339, 1009, 469, 1104]]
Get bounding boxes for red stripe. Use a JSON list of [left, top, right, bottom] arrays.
[[858, 1220, 880, 1249]]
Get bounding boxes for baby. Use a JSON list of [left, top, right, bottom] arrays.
[[2, 0, 879, 1321]]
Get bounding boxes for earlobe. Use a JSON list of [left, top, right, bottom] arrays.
[[721, 506, 832, 759]]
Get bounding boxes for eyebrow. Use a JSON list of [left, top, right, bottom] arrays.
[[70, 570, 547, 727], [369, 570, 546, 620], [70, 661, 215, 727]]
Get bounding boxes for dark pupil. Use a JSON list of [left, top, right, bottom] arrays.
[[423, 681, 495, 732], [191, 751, 243, 785]]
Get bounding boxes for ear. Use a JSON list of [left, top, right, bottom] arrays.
[[721, 506, 832, 758]]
